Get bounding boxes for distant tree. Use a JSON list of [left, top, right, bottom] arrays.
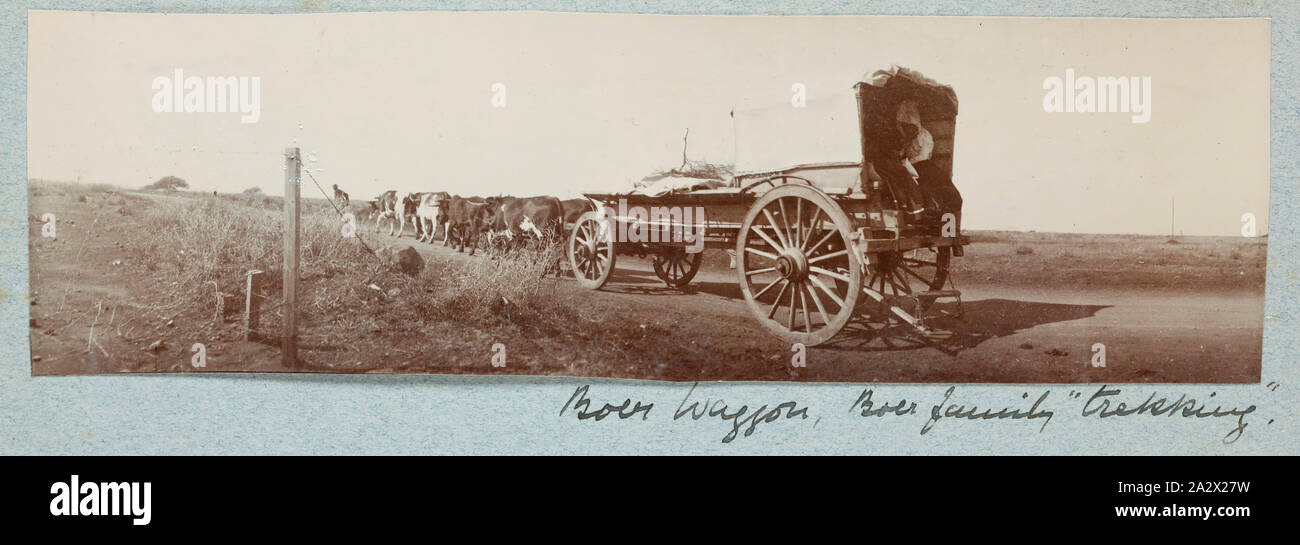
[[144, 176, 188, 191], [242, 186, 264, 195]]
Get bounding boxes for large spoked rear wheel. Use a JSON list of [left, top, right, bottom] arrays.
[[569, 211, 616, 290], [737, 185, 861, 346], [652, 247, 703, 288]]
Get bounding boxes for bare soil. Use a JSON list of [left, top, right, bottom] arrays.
[[28, 182, 1266, 383]]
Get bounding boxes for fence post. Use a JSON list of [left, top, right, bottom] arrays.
[[283, 147, 300, 369], [243, 269, 262, 341]]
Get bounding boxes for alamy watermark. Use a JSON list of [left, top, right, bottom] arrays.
[[593, 199, 707, 253], [151, 69, 261, 123], [1043, 68, 1151, 123], [49, 475, 151, 526]]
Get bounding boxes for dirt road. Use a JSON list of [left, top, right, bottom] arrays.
[[379, 229, 1264, 383], [28, 183, 1264, 383]]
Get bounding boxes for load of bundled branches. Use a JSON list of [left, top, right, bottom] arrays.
[[638, 159, 734, 189], [635, 129, 734, 189]]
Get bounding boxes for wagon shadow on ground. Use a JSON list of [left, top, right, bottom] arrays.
[[818, 298, 1110, 356], [557, 267, 688, 291], [606, 268, 669, 287], [549, 255, 1113, 357], [685, 280, 746, 299], [601, 276, 1111, 356]]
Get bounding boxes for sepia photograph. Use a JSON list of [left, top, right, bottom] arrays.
[[26, 11, 1269, 382]]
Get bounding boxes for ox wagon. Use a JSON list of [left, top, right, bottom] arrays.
[[567, 66, 969, 346]]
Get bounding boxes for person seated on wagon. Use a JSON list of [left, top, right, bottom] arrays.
[[865, 99, 931, 225]]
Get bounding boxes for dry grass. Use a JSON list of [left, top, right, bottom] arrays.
[[124, 197, 370, 325], [428, 238, 566, 325], [124, 194, 580, 339]]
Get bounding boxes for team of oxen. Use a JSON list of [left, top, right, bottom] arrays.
[[360, 190, 591, 256]]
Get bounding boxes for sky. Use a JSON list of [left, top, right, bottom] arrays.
[[28, 11, 1269, 236]]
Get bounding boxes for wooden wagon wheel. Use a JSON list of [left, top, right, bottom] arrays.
[[651, 247, 703, 287], [568, 210, 617, 290], [865, 246, 951, 311], [738, 174, 814, 196], [737, 185, 861, 346]]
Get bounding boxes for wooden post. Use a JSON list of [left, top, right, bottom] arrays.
[[283, 148, 300, 369], [243, 270, 262, 341]]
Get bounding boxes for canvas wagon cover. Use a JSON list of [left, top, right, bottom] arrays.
[[856, 66, 960, 180], [858, 65, 958, 116], [732, 66, 958, 177], [732, 91, 861, 175]]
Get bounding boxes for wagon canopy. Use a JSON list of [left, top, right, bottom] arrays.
[[732, 65, 959, 183], [855, 65, 959, 181], [731, 89, 862, 176], [857, 66, 958, 118]]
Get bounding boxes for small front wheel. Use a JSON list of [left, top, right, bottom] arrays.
[[568, 211, 617, 290], [652, 247, 703, 287]]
